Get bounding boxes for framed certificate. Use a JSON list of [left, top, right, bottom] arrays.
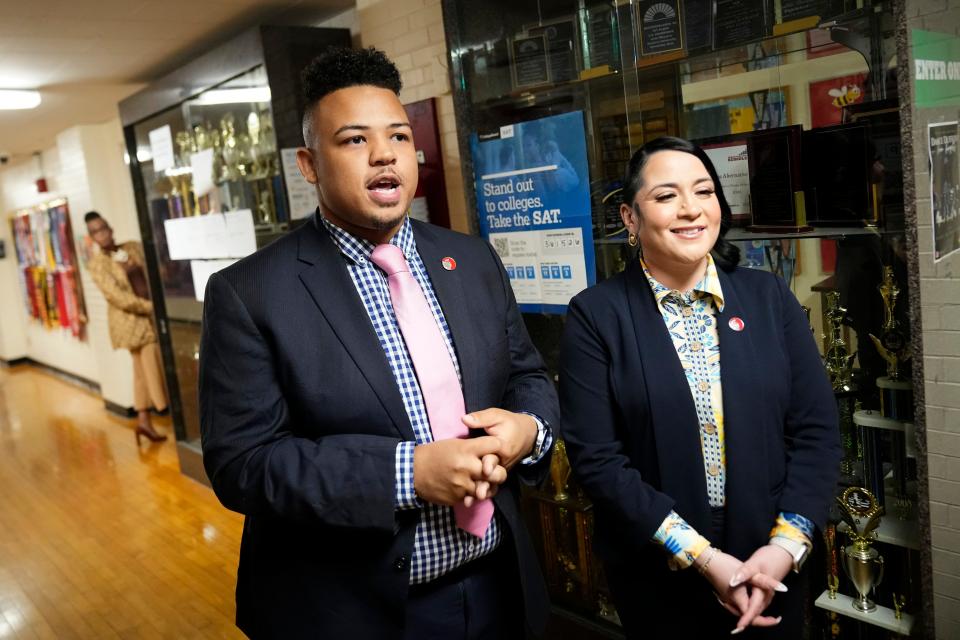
[[702, 140, 751, 227]]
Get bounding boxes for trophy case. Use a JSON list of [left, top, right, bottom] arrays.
[[444, 0, 928, 636], [119, 25, 350, 483]]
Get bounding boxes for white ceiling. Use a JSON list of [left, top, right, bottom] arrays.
[[0, 0, 353, 160]]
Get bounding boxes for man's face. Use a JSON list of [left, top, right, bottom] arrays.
[[296, 85, 418, 243], [86, 217, 114, 250]]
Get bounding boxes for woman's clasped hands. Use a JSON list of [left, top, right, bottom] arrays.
[[696, 544, 794, 634]]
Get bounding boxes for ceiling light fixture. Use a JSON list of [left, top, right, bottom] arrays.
[[0, 90, 41, 110]]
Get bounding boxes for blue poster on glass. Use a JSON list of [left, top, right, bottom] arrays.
[[470, 111, 595, 314]]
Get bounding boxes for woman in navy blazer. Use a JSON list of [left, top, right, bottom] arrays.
[[560, 137, 840, 638]]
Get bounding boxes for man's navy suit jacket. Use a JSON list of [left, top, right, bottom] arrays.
[[199, 214, 558, 639]]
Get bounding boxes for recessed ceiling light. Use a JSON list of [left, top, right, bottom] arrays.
[[0, 90, 41, 110]]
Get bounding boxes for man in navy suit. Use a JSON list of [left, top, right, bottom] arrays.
[[199, 47, 557, 639]]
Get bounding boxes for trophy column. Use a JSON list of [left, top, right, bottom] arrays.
[[529, 439, 617, 626], [815, 267, 918, 637]]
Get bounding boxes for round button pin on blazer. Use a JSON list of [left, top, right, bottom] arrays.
[[728, 316, 745, 331], [441, 256, 457, 271]]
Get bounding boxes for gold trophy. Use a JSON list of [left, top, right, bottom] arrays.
[[837, 487, 885, 612], [824, 524, 839, 599], [175, 130, 196, 168], [869, 267, 910, 380], [823, 292, 856, 392], [550, 439, 572, 501], [220, 113, 241, 182], [893, 593, 906, 620]]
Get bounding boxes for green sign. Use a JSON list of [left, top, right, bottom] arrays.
[[914, 29, 960, 108]]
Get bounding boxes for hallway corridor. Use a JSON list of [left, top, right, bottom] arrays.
[[0, 365, 244, 639]]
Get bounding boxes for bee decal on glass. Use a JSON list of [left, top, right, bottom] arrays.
[[829, 84, 862, 108]]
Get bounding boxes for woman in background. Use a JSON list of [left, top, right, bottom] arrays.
[[559, 137, 840, 637], [85, 211, 168, 445]]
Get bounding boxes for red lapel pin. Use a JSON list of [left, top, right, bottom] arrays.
[[441, 256, 457, 271], [728, 317, 745, 332]]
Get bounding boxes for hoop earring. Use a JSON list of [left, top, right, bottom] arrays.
[[628, 233, 638, 247]]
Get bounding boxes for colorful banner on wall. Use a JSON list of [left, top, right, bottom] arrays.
[[9, 199, 87, 338], [471, 111, 595, 314], [914, 29, 960, 108], [929, 121, 960, 262]]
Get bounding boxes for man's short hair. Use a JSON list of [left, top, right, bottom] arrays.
[[300, 47, 403, 146], [84, 211, 103, 224]]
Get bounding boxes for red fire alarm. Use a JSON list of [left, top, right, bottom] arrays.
[[35, 178, 48, 193]]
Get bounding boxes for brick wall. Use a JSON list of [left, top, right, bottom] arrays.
[[356, 0, 470, 232], [902, 1, 960, 638]]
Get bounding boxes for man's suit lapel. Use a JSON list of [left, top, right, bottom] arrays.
[[412, 222, 480, 412], [624, 259, 711, 534], [296, 214, 415, 441]]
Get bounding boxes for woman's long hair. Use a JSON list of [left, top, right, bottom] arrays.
[[622, 136, 740, 270]]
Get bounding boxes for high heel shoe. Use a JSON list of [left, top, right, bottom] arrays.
[[135, 424, 168, 445]]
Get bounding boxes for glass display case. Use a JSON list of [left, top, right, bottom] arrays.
[[120, 25, 351, 483], [443, 0, 926, 636]]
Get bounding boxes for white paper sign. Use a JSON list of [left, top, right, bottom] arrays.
[[410, 197, 429, 222], [148, 125, 175, 173], [191, 259, 238, 302], [163, 216, 203, 260], [190, 148, 215, 196], [164, 209, 257, 260], [222, 209, 258, 257], [488, 228, 588, 307], [704, 143, 750, 219], [281, 148, 318, 220]]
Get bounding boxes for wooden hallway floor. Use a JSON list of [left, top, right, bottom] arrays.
[[0, 365, 245, 639]]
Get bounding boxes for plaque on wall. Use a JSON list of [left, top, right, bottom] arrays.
[[714, 0, 768, 49], [583, 6, 618, 71], [463, 39, 512, 104], [683, 0, 713, 51], [528, 20, 579, 84], [745, 125, 806, 231], [779, 0, 845, 24], [780, 0, 819, 22], [511, 34, 550, 89], [844, 99, 905, 228], [638, 0, 684, 56], [802, 123, 870, 226]]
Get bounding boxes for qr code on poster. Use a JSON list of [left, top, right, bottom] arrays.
[[492, 237, 510, 257]]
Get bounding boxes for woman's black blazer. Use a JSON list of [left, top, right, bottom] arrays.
[[559, 259, 841, 567]]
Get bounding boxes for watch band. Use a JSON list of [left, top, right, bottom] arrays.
[[531, 417, 548, 458]]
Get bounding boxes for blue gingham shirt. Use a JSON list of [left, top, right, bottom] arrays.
[[321, 216, 547, 584]]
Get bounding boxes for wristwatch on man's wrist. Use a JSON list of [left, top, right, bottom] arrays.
[[530, 417, 548, 458], [769, 536, 810, 573]]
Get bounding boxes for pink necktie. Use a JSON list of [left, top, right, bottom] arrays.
[[370, 244, 494, 538]]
